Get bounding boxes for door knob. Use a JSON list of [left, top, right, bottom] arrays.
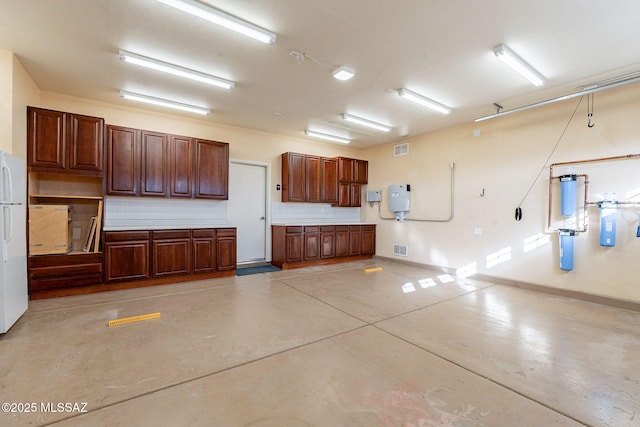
[[259, 217, 265, 220]]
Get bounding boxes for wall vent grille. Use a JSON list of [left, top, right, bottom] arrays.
[[393, 244, 408, 256], [394, 143, 409, 156]]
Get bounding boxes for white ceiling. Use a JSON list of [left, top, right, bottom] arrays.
[[2, 0, 640, 148]]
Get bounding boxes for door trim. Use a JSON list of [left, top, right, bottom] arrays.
[[229, 159, 271, 263]]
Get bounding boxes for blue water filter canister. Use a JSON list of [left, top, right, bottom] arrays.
[[558, 229, 575, 271], [559, 175, 577, 217], [598, 201, 617, 247]]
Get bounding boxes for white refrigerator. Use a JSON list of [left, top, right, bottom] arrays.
[[0, 151, 28, 333]]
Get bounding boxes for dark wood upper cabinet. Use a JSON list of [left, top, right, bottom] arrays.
[[28, 107, 104, 175], [338, 157, 368, 184], [170, 135, 193, 198], [282, 152, 306, 202], [194, 139, 229, 200], [106, 125, 140, 196], [106, 128, 228, 200], [306, 155, 322, 203], [67, 114, 104, 172], [321, 157, 338, 204], [140, 131, 168, 197]]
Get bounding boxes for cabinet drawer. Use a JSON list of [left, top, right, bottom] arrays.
[[320, 226, 335, 232], [30, 274, 103, 291], [192, 229, 215, 238], [216, 228, 236, 238], [362, 225, 375, 232], [304, 226, 319, 233], [104, 231, 150, 242], [286, 226, 303, 234], [335, 225, 349, 232], [30, 262, 102, 279], [152, 230, 190, 240]]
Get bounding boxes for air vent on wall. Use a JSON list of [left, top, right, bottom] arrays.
[[394, 142, 409, 156], [393, 244, 408, 256]]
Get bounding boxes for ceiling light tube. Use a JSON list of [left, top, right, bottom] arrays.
[[494, 44, 545, 87], [120, 90, 211, 115], [398, 88, 452, 114], [341, 113, 392, 132], [119, 50, 234, 89], [332, 65, 355, 81], [155, 0, 276, 44], [305, 129, 350, 144]]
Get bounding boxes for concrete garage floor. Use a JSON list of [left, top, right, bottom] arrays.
[[1, 259, 638, 426]]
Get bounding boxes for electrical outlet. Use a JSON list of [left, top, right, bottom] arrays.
[[474, 227, 483, 235], [72, 227, 82, 240]]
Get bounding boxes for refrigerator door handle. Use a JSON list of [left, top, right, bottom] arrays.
[[2, 206, 9, 262], [1, 162, 11, 203]]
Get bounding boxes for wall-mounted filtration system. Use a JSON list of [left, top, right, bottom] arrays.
[[598, 200, 617, 247], [388, 184, 411, 221], [548, 153, 640, 271], [558, 229, 575, 271], [559, 174, 577, 217]]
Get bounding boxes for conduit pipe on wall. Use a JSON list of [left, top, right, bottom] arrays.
[[378, 162, 456, 222], [547, 153, 640, 232]]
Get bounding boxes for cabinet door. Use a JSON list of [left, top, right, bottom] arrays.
[[105, 240, 150, 281], [67, 114, 104, 173], [338, 183, 351, 207], [27, 107, 65, 170], [285, 233, 303, 263], [320, 227, 335, 259], [321, 157, 338, 204], [170, 136, 193, 198], [349, 225, 362, 256], [338, 157, 355, 182], [335, 226, 349, 257], [193, 239, 215, 273], [306, 155, 321, 203], [140, 131, 168, 197], [216, 229, 236, 271], [354, 160, 368, 184], [350, 183, 361, 207], [303, 227, 320, 260], [282, 152, 306, 202], [361, 226, 376, 255], [107, 126, 140, 195], [153, 238, 191, 277], [194, 139, 229, 199]]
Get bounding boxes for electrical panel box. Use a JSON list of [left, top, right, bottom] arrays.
[[366, 190, 382, 202], [389, 184, 410, 220]]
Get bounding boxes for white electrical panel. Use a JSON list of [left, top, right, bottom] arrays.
[[366, 190, 382, 202], [389, 184, 410, 221]]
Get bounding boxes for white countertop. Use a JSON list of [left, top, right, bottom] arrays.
[[103, 224, 236, 231], [271, 222, 376, 226]]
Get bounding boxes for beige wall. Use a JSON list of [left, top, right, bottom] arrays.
[[0, 50, 12, 153], [39, 92, 364, 202], [362, 83, 640, 302], [0, 51, 39, 158]]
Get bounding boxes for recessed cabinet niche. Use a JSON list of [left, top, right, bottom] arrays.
[[106, 125, 229, 200]]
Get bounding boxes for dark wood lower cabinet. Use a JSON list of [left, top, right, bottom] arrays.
[[152, 230, 191, 277], [105, 231, 151, 281], [272, 224, 375, 269], [28, 228, 236, 299]]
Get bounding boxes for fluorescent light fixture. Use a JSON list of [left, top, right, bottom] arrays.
[[494, 44, 544, 87], [304, 129, 350, 144], [332, 65, 355, 81], [120, 90, 211, 115], [397, 88, 452, 114], [155, 0, 276, 44], [119, 50, 234, 89], [341, 113, 392, 132]]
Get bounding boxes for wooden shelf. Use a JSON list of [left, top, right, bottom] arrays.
[[30, 194, 103, 200]]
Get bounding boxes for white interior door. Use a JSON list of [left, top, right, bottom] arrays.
[[229, 161, 268, 264]]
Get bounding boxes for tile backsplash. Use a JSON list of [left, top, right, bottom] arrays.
[[104, 197, 228, 230], [271, 202, 360, 224]]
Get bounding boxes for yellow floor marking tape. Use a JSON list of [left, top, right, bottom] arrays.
[[108, 312, 161, 327], [364, 267, 383, 273]]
